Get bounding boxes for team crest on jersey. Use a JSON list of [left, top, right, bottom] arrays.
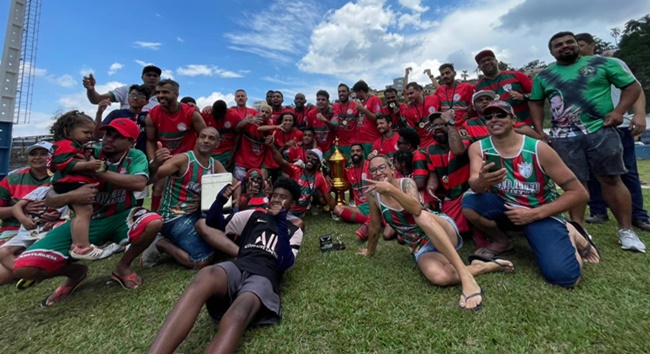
[[517, 162, 533, 179], [503, 84, 512, 92], [225, 121, 231, 128], [459, 128, 468, 137], [347, 109, 353, 114], [580, 66, 597, 78], [428, 107, 436, 114], [177, 123, 188, 131], [453, 94, 461, 101]]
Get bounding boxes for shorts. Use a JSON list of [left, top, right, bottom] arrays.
[[462, 192, 581, 287], [441, 195, 470, 233], [53, 182, 87, 194], [213, 151, 234, 173], [162, 213, 214, 263], [206, 261, 281, 325], [234, 165, 248, 182], [0, 229, 18, 241], [14, 207, 161, 272], [1, 220, 66, 250], [412, 212, 463, 262], [551, 127, 626, 181], [357, 202, 370, 216]]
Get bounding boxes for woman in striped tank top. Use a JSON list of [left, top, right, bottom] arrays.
[[359, 155, 514, 311]]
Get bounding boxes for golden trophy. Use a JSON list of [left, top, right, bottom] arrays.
[[327, 137, 350, 206]]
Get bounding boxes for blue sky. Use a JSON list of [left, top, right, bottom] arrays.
[[2, 0, 645, 136]]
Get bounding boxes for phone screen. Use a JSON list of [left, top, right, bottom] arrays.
[[484, 153, 503, 173]]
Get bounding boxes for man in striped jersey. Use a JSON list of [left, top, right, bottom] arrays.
[[144, 127, 226, 269], [14, 119, 163, 305], [462, 101, 596, 288]]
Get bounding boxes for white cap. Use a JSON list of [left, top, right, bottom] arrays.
[[307, 148, 324, 165], [25, 141, 52, 154], [471, 90, 497, 104]]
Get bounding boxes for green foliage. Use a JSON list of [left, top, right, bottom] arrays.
[[518, 60, 548, 73], [498, 61, 514, 71], [616, 15, 650, 110]]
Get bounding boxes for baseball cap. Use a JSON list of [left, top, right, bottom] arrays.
[[307, 148, 325, 165], [142, 65, 162, 76], [25, 141, 52, 154], [475, 49, 496, 64], [472, 90, 497, 104], [484, 101, 516, 117], [180, 96, 197, 105], [428, 112, 443, 122], [99, 118, 140, 140], [245, 168, 263, 180]]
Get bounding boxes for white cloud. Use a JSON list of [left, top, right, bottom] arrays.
[[176, 36, 184, 43], [176, 64, 243, 78], [19, 62, 47, 77], [224, 0, 324, 63], [46, 74, 76, 88], [133, 41, 162, 50], [11, 111, 57, 137], [398, 0, 428, 13], [79, 67, 94, 76], [134, 59, 153, 67], [195, 92, 236, 111], [108, 62, 124, 75]]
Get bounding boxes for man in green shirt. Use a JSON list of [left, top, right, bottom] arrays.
[[529, 31, 645, 253]]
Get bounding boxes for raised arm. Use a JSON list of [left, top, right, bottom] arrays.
[[82, 73, 113, 104], [94, 100, 112, 139]]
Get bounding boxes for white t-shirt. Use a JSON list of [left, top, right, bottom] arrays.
[[608, 56, 638, 128], [110, 85, 159, 112]]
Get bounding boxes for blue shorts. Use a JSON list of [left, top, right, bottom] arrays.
[[462, 193, 581, 288], [412, 212, 463, 262], [162, 213, 214, 263]]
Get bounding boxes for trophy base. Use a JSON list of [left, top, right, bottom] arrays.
[[334, 189, 347, 206]]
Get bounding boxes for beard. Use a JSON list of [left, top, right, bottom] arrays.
[[351, 155, 363, 164], [557, 49, 579, 63], [434, 134, 448, 145]]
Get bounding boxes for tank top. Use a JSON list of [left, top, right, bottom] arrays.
[[159, 151, 214, 221]]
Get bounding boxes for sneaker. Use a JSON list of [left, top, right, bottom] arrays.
[[618, 228, 646, 253], [98, 243, 122, 260], [632, 219, 650, 233], [70, 244, 105, 260], [140, 234, 164, 268], [355, 223, 369, 241], [585, 214, 609, 224], [330, 211, 341, 222]]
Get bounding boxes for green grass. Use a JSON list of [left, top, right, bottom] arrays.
[[2, 164, 650, 354]]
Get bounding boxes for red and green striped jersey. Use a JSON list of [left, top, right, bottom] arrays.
[[412, 149, 428, 181], [285, 165, 330, 218], [375, 178, 430, 253], [475, 71, 533, 125], [400, 95, 441, 148], [159, 151, 214, 221], [460, 117, 490, 147], [202, 108, 242, 156], [425, 145, 470, 200], [93, 148, 149, 219], [479, 136, 559, 212], [148, 102, 198, 155], [239, 193, 269, 210], [306, 107, 335, 154], [0, 167, 51, 231], [357, 96, 383, 144], [434, 82, 474, 126], [50, 139, 96, 185], [332, 101, 359, 147], [345, 161, 369, 205]]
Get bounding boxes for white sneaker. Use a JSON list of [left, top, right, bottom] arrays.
[[140, 234, 164, 268], [618, 228, 646, 253]]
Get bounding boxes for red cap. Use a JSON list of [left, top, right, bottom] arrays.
[[99, 118, 140, 140], [475, 49, 496, 64]]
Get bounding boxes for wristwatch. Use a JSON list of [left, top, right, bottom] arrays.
[[523, 94, 530, 101], [447, 119, 455, 126]]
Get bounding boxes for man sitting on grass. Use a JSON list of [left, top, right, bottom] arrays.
[[462, 101, 599, 288], [148, 178, 303, 354]]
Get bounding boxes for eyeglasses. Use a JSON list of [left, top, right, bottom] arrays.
[[249, 177, 262, 182], [129, 93, 147, 99], [484, 112, 510, 120], [369, 164, 388, 174]]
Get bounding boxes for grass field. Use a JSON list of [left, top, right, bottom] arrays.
[[1, 163, 650, 354]]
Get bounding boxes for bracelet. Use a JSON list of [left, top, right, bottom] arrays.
[[428, 75, 434, 78]]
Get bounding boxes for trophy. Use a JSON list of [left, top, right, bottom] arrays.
[[327, 137, 350, 206]]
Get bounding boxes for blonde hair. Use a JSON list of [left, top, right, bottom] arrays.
[[260, 104, 272, 114]]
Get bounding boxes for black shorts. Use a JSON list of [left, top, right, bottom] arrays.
[[205, 261, 281, 326], [53, 182, 86, 194]]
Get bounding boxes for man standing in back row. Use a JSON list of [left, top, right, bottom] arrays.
[[530, 31, 646, 253]]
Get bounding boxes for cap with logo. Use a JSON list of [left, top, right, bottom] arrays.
[[99, 118, 140, 140]]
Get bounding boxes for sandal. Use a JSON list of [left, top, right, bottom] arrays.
[[16, 278, 41, 291], [40, 272, 88, 307], [568, 221, 601, 263], [111, 271, 142, 290], [474, 246, 515, 259], [468, 254, 515, 273], [459, 287, 484, 311]]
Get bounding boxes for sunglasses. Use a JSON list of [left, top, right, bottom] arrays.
[[484, 112, 510, 120], [128, 93, 147, 99], [249, 176, 262, 182], [369, 164, 388, 174]]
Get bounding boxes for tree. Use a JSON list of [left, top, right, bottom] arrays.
[[592, 36, 616, 54], [611, 27, 621, 46], [616, 15, 650, 111], [498, 61, 514, 71], [518, 60, 547, 72], [460, 70, 469, 81]]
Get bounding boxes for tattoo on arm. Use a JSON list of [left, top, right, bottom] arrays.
[[402, 178, 420, 200], [558, 177, 578, 190]]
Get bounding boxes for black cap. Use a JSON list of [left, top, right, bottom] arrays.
[[142, 65, 162, 76], [180, 96, 197, 105], [428, 112, 443, 122]]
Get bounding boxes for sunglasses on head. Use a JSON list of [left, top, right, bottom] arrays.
[[484, 112, 510, 120]]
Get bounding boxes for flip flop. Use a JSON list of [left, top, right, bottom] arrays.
[[16, 278, 41, 291], [568, 221, 601, 262], [459, 287, 484, 311], [474, 246, 515, 259], [40, 272, 88, 307], [468, 254, 515, 273], [111, 271, 142, 290]]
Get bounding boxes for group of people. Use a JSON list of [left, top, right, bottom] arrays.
[[0, 30, 647, 353]]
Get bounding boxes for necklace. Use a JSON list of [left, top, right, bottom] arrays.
[[445, 83, 458, 111]]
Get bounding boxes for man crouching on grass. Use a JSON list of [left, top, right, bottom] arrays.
[[149, 177, 303, 354]]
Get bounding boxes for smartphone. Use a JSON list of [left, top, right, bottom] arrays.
[[484, 152, 503, 173]]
